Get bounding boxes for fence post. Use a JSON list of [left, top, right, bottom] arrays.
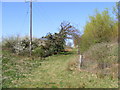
[[78, 54, 83, 69]]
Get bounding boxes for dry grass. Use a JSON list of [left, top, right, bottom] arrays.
[[82, 42, 118, 79]]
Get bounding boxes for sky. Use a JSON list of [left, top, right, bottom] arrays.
[[2, 2, 116, 38]]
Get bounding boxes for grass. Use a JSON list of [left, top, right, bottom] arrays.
[[2, 49, 42, 88], [2, 48, 118, 88]]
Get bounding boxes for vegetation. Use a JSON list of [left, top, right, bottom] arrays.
[[77, 6, 118, 85], [80, 9, 117, 53], [32, 22, 79, 58], [2, 36, 40, 55], [82, 42, 118, 79], [2, 3, 118, 88], [2, 49, 118, 88]]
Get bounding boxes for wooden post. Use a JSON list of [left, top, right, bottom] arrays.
[[78, 54, 83, 68]]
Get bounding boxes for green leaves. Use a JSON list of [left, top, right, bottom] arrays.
[[80, 9, 117, 53]]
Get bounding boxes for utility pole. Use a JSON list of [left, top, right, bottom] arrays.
[[30, 0, 32, 56]]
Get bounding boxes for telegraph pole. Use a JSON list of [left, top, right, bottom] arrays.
[[30, 0, 32, 56]]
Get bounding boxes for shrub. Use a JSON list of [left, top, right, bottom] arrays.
[[2, 36, 42, 55], [33, 45, 46, 59], [82, 42, 118, 78], [84, 42, 118, 69], [79, 9, 117, 53], [2, 36, 21, 53]]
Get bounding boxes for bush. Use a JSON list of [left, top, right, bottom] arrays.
[[82, 42, 118, 78], [33, 45, 46, 59], [2, 36, 42, 55], [84, 42, 118, 69], [79, 9, 117, 53]]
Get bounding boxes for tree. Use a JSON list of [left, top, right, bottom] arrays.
[[41, 21, 80, 56], [113, 2, 120, 20], [80, 9, 117, 52]]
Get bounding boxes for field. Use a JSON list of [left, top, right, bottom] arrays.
[[2, 49, 118, 88], [2, 2, 119, 89]]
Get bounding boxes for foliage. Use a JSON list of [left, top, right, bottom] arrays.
[[41, 22, 79, 56], [80, 9, 117, 53], [2, 36, 20, 53], [2, 22, 79, 58], [2, 36, 41, 55], [113, 2, 120, 20], [33, 45, 46, 59]]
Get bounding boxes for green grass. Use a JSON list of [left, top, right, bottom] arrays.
[[2, 49, 118, 88]]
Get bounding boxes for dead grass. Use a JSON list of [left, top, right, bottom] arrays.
[[82, 42, 118, 79]]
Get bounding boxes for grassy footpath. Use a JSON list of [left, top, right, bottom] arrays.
[[4, 52, 117, 88]]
